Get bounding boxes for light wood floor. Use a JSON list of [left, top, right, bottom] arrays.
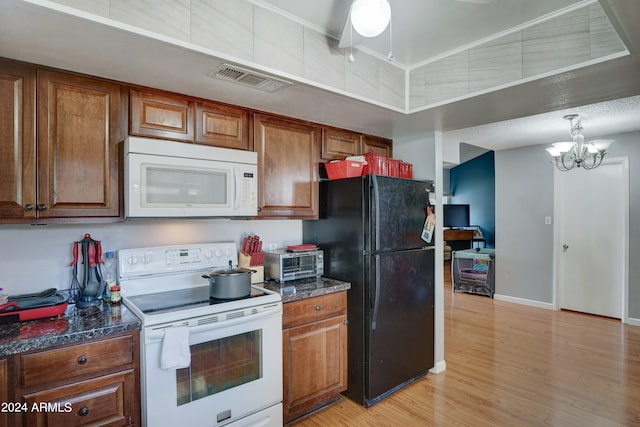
[[292, 261, 640, 426]]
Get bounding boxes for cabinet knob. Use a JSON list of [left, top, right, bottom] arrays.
[[315, 305, 321, 311], [78, 355, 88, 365], [37, 204, 48, 211], [79, 407, 89, 417], [24, 204, 34, 211], [344, 319, 349, 325]]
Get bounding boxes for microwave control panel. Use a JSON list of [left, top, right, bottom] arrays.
[[240, 171, 257, 209]]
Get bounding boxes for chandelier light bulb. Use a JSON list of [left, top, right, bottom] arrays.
[[351, 0, 391, 38]]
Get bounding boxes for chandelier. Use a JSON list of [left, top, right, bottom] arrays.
[[545, 114, 614, 171], [350, 0, 391, 37]]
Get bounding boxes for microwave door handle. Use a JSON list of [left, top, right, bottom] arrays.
[[233, 168, 240, 209]]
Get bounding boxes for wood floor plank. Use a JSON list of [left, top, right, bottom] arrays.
[[291, 261, 640, 426]]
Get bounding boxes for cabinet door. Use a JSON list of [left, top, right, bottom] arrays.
[[321, 127, 360, 161], [283, 314, 347, 423], [37, 71, 121, 218], [254, 114, 319, 219], [0, 358, 7, 427], [195, 101, 251, 150], [130, 89, 194, 142], [0, 60, 36, 218], [22, 370, 136, 427], [360, 134, 392, 157]]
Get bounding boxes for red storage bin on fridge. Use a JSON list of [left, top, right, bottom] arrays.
[[399, 161, 413, 179], [325, 160, 365, 180], [362, 150, 388, 176], [387, 159, 401, 177]]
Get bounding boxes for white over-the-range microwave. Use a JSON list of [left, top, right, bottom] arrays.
[[125, 136, 258, 218]]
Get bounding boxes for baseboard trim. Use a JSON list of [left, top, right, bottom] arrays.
[[626, 317, 640, 326], [493, 293, 555, 310], [430, 360, 446, 374]]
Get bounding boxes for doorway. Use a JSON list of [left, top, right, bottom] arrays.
[[553, 157, 629, 321]]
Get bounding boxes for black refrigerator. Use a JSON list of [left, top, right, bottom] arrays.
[[303, 175, 435, 407]]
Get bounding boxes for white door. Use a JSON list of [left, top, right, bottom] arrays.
[[556, 158, 628, 319]]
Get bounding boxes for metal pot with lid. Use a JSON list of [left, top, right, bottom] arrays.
[[202, 261, 255, 300]]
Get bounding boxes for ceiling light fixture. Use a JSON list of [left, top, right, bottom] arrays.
[[545, 114, 614, 171], [350, 0, 391, 38]]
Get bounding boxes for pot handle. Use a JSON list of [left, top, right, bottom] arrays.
[[201, 274, 211, 279]]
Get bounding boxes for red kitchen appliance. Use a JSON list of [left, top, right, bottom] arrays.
[[0, 292, 68, 323]]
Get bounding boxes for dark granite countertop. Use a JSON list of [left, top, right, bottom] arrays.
[[261, 277, 350, 303], [0, 303, 141, 357]]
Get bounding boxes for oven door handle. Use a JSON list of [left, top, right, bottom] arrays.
[[145, 305, 281, 343]]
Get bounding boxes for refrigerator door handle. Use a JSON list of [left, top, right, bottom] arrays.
[[371, 254, 381, 330], [371, 175, 380, 252]]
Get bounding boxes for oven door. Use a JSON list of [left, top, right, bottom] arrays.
[[142, 308, 282, 427]]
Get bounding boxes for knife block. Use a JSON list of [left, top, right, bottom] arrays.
[[238, 253, 264, 284]]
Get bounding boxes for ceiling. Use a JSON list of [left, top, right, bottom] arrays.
[[1, 0, 640, 158]]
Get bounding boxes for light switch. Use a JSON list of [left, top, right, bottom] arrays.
[[544, 216, 552, 225]]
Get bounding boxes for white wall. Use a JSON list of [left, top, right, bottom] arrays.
[[494, 131, 640, 320], [393, 133, 436, 181], [0, 219, 302, 295]]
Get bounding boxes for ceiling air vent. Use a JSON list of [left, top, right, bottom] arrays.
[[210, 64, 292, 93]]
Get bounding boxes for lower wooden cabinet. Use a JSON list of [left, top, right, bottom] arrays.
[[1, 358, 7, 427], [282, 292, 347, 424], [8, 332, 140, 427]]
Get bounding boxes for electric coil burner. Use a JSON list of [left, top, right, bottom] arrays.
[[119, 243, 283, 427]]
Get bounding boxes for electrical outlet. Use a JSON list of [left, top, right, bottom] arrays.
[[268, 243, 277, 251], [544, 216, 552, 225]]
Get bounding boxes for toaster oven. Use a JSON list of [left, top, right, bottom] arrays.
[[264, 249, 324, 283]]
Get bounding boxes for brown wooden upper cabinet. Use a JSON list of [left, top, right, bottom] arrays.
[[321, 127, 361, 161], [254, 114, 319, 219], [37, 70, 122, 219], [0, 59, 122, 221], [361, 134, 393, 157], [321, 128, 393, 162], [130, 89, 194, 142], [195, 101, 251, 150], [0, 60, 36, 219]]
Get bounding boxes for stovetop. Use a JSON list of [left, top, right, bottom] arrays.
[[118, 242, 282, 327], [126, 285, 267, 316]]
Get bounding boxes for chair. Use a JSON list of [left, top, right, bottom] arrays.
[[444, 241, 452, 261]]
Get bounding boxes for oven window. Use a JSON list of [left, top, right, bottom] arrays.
[[176, 330, 262, 406], [145, 166, 227, 205]]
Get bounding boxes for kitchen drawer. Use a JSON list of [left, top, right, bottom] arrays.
[[20, 335, 134, 389], [22, 370, 135, 427], [283, 292, 346, 329]]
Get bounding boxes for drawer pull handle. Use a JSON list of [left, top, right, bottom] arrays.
[[315, 305, 321, 311], [78, 356, 88, 365], [79, 407, 89, 417]]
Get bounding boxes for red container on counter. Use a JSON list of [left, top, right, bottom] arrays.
[[325, 160, 365, 180], [362, 150, 388, 176]]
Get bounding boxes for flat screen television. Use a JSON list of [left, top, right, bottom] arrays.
[[443, 204, 470, 228]]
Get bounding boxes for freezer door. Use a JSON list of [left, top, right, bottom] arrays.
[[367, 176, 431, 253], [365, 248, 434, 406]]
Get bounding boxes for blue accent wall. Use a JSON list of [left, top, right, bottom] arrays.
[[449, 151, 495, 248]]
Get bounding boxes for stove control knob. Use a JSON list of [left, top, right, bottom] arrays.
[[224, 248, 233, 257], [128, 256, 138, 265], [215, 249, 223, 258], [204, 249, 213, 259], [143, 252, 152, 264]]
